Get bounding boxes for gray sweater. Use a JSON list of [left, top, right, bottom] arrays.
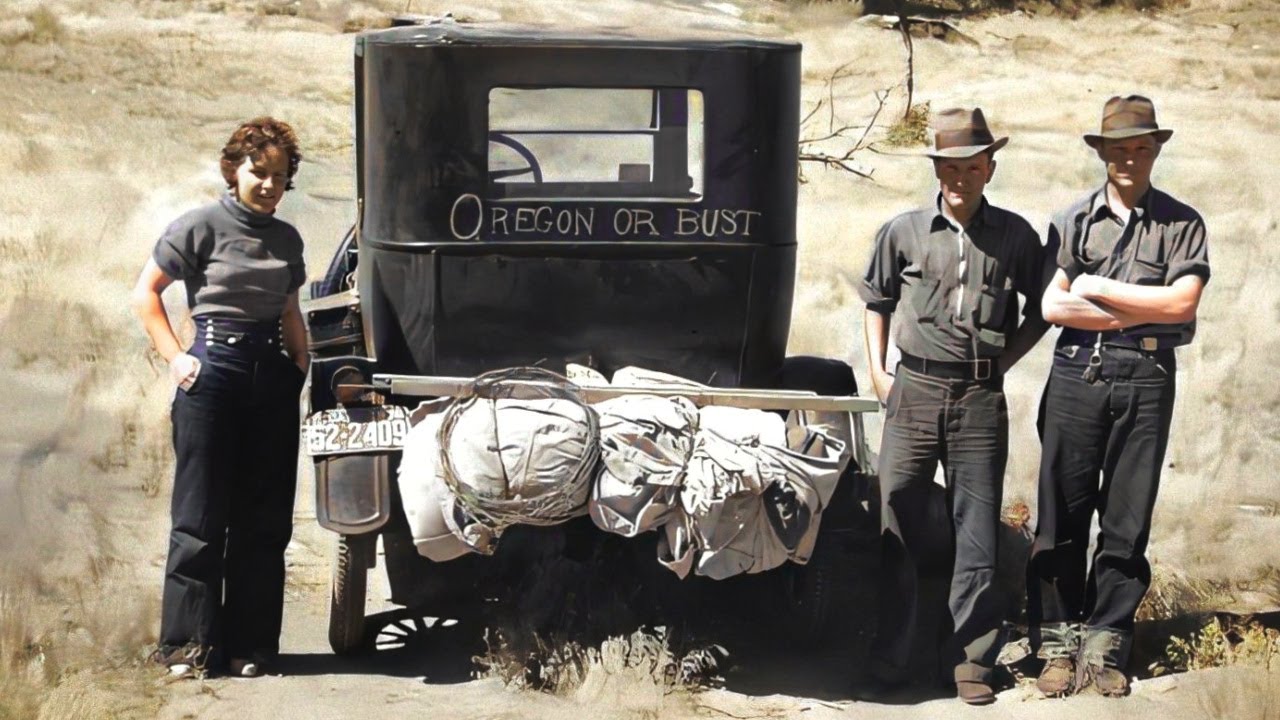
[[153, 192, 305, 320]]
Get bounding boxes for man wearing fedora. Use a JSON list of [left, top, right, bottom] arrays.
[[1026, 95, 1210, 698], [857, 108, 1049, 705]]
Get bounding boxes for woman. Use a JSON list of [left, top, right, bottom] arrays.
[[130, 117, 309, 679]]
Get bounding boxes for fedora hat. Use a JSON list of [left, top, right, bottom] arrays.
[[925, 107, 1009, 159], [1083, 95, 1173, 148]]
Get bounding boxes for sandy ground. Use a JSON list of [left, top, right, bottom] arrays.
[[0, 0, 1278, 717]]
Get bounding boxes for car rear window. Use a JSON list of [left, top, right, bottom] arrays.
[[487, 87, 704, 201]]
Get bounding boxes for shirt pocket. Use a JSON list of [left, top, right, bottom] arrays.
[[975, 276, 1013, 330], [903, 268, 944, 323], [1129, 233, 1168, 285], [973, 277, 1013, 351]]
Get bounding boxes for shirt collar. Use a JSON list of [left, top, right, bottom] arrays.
[[932, 194, 996, 233], [1089, 184, 1153, 223]]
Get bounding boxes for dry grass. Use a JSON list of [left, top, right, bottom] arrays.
[[787, 0, 1191, 15], [0, 6, 66, 47], [0, 570, 163, 720], [883, 101, 931, 147], [0, 3, 356, 709], [475, 626, 683, 694], [1162, 616, 1280, 673], [0, 589, 43, 720]]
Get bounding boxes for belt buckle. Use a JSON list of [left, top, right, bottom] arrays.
[[1141, 337, 1158, 351], [974, 358, 992, 381]]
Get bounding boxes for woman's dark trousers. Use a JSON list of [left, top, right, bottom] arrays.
[[159, 332, 304, 664]]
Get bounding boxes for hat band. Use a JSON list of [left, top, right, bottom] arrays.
[[1100, 109, 1160, 133], [935, 128, 995, 150]]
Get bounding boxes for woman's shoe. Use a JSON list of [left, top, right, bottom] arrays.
[[164, 663, 197, 682], [151, 644, 208, 682], [229, 657, 262, 678]]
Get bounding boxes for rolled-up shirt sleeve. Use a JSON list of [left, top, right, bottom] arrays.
[[1166, 215, 1210, 285], [858, 219, 903, 314], [152, 217, 209, 281]]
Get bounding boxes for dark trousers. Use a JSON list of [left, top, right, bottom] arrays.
[[873, 366, 1007, 684], [159, 338, 304, 663], [1026, 344, 1176, 668]]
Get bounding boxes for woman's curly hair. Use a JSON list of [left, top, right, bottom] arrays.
[[219, 117, 302, 191]]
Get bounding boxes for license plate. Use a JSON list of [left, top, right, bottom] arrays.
[[303, 405, 412, 456]]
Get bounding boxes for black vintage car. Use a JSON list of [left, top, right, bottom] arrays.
[[302, 16, 879, 656]]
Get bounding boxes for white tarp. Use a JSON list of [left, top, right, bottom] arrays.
[[398, 394, 596, 558], [397, 366, 850, 578], [588, 368, 848, 579], [397, 405, 473, 561]]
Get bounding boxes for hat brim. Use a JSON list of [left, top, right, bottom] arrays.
[[925, 136, 1008, 159], [1083, 127, 1173, 148]]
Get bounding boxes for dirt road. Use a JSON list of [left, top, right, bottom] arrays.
[[151, 463, 1278, 720]]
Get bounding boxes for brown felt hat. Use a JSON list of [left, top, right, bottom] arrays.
[[925, 107, 1009, 159], [1083, 95, 1174, 148]]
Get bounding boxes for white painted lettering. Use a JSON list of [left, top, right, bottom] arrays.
[[514, 207, 536, 233], [613, 209, 633, 235], [739, 210, 762, 237], [576, 208, 595, 236], [676, 208, 700, 236], [490, 207, 509, 235], [633, 209, 659, 237], [718, 209, 738, 235], [555, 208, 573, 235], [535, 206, 553, 233], [449, 193, 483, 240], [701, 209, 720, 236]]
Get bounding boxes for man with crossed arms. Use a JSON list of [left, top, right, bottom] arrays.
[[1028, 95, 1210, 698]]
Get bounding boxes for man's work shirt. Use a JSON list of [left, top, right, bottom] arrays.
[[858, 198, 1045, 362], [1049, 186, 1209, 346]]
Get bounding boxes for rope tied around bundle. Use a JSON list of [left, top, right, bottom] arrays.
[[436, 367, 600, 535]]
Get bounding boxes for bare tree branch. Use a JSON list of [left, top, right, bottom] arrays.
[[827, 61, 854, 133], [894, 0, 915, 120], [798, 67, 893, 183], [852, 89, 890, 151], [800, 98, 824, 128], [797, 149, 875, 180]]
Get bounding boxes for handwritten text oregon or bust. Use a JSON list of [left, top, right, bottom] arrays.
[[449, 194, 762, 240]]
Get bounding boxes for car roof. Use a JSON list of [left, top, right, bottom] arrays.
[[362, 16, 801, 51]]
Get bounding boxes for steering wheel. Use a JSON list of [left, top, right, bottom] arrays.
[[488, 132, 544, 183]]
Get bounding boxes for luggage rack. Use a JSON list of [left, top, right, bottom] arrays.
[[373, 374, 882, 413]]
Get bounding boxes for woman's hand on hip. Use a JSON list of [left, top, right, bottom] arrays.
[[169, 353, 201, 390]]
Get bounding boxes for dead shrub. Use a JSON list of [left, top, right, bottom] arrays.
[[26, 7, 64, 44], [884, 101, 930, 147], [343, 9, 393, 33], [257, 0, 300, 17], [1138, 561, 1234, 622], [1162, 615, 1280, 673], [475, 625, 699, 695]]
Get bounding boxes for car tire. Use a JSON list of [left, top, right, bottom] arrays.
[[329, 532, 374, 655]]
